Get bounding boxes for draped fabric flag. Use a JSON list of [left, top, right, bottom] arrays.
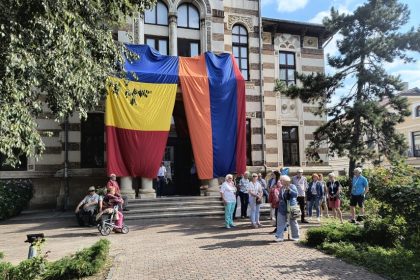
[[106, 44, 246, 179], [105, 46, 178, 178], [179, 53, 246, 178]]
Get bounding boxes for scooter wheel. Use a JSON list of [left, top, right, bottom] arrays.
[[121, 225, 129, 234], [100, 226, 112, 236]]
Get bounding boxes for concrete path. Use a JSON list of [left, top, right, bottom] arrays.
[[0, 214, 384, 280]]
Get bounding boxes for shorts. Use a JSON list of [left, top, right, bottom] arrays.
[[350, 195, 364, 207]]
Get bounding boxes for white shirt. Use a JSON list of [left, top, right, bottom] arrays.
[[292, 175, 307, 197], [247, 181, 262, 203], [157, 166, 166, 177], [220, 182, 236, 203]]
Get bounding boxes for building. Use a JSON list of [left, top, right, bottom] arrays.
[[396, 87, 420, 168], [0, 0, 331, 208]]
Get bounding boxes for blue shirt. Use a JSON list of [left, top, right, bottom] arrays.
[[351, 175, 368, 195], [278, 184, 298, 215]]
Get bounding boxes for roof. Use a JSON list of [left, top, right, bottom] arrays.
[[400, 87, 420, 97], [262, 17, 332, 39]]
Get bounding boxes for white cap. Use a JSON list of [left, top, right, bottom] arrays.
[[297, 168, 304, 173], [354, 167, 362, 173]]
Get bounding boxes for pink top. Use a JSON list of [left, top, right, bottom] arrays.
[[106, 180, 121, 195]]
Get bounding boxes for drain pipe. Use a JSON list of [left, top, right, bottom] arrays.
[[258, 0, 266, 173]]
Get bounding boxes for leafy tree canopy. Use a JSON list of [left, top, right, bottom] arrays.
[[278, 0, 420, 175], [0, 0, 156, 166]]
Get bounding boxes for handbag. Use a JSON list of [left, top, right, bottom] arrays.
[[256, 197, 262, 204], [289, 205, 301, 220]]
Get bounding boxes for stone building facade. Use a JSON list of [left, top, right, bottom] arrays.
[[0, 0, 331, 208]]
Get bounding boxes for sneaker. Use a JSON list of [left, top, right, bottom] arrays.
[[291, 238, 300, 242], [253, 224, 258, 229], [226, 226, 231, 229], [317, 217, 321, 222], [257, 223, 262, 227], [230, 224, 236, 228], [275, 237, 284, 242]]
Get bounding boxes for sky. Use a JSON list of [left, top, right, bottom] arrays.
[[261, 0, 420, 90]]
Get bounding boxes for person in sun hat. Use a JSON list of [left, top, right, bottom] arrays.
[[75, 186, 100, 226]]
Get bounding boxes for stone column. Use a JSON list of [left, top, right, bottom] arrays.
[[168, 13, 177, 56], [139, 177, 156, 198], [139, 13, 144, 44], [120, 176, 136, 199], [205, 178, 221, 196]]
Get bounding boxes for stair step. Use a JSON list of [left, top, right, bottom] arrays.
[[124, 205, 225, 215], [128, 196, 221, 203], [127, 200, 223, 208], [125, 210, 270, 220]]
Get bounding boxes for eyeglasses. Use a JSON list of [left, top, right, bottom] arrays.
[[252, 175, 257, 177]]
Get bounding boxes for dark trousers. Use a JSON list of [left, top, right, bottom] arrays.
[[297, 196, 306, 222], [157, 176, 165, 197], [76, 209, 95, 226], [263, 189, 269, 203], [232, 192, 239, 220], [238, 192, 249, 218]]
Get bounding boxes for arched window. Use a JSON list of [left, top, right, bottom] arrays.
[[177, 3, 199, 29], [416, 105, 420, 117], [145, 1, 168, 25], [232, 25, 249, 80]]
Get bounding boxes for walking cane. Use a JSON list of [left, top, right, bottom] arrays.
[[287, 200, 291, 241]]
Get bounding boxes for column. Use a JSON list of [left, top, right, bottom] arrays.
[[139, 177, 156, 198], [168, 13, 177, 56], [139, 13, 144, 44], [205, 178, 220, 196], [120, 176, 136, 199]]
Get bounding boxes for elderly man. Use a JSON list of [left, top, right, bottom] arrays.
[[75, 186, 100, 226], [350, 167, 369, 223], [292, 168, 309, 223], [106, 173, 129, 211]]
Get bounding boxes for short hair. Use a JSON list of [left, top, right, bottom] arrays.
[[328, 172, 336, 177], [110, 173, 116, 177], [225, 174, 233, 180], [251, 173, 258, 177], [312, 173, 320, 180], [280, 175, 291, 182], [354, 167, 362, 173]]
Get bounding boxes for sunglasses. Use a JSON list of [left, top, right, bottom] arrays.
[[252, 175, 258, 177]]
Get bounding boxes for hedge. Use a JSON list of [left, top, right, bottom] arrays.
[[0, 179, 33, 220]]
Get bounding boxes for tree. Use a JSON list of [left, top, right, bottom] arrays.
[[0, 0, 156, 166], [278, 0, 420, 177]]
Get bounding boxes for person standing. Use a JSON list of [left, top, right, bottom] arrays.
[[274, 175, 300, 242], [292, 168, 309, 223], [156, 162, 167, 198], [350, 167, 369, 223], [220, 174, 237, 229], [107, 173, 128, 211], [307, 173, 323, 222], [327, 173, 343, 223], [75, 186, 100, 226], [248, 173, 263, 228], [238, 173, 250, 219], [319, 173, 329, 218], [257, 173, 268, 203], [268, 180, 281, 233]]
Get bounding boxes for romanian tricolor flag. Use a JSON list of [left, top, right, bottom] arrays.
[[106, 45, 246, 179]]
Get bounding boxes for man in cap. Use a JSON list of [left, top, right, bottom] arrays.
[[75, 186, 100, 226], [350, 167, 369, 223], [292, 168, 309, 223]]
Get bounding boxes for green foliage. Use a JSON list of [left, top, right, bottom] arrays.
[[305, 222, 363, 247], [282, 0, 420, 171], [363, 216, 407, 247], [0, 180, 33, 220], [0, 239, 110, 280], [0, 0, 157, 166], [320, 242, 420, 280]]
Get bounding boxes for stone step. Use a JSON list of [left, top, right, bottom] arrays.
[[127, 200, 223, 208], [127, 196, 221, 203], [124, 205, 225, 215], [124, 209, 270, 220]]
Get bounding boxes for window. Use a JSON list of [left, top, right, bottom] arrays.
[[246, 118, 252, 166], [177, 3, 199, 29], [279, 52, 296, 86], [178, 39, 200, 57], [81, 113, 104, 168], [415, 106, 420, 117], [282, 126, 299, 166], [145, 36, 168, 55], [144, 1, 168, 25], [412, 131, 420, 157], [232, 25, 249, 80], [0, 153, 27, 171]]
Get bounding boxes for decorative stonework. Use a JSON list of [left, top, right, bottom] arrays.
[[133, 13, 139, 44], [274, 34, 300, 50], [303, 36, 318, 49], [226, 15, 254, 33]]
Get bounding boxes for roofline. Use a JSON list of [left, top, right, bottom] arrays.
[[262, 17, 332, 39], [262, 17, 325, 29]]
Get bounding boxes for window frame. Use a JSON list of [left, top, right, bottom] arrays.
[[144, 1, 169, 26], [412, 131, 420, 157], [81, 112, 105, 168], [279, 51, 296, 86], [145, 35, 169, 55], [415, 105, 420, 118], [177, 38, 200, 57], [232, 24, 249, 81], [177, 3, 200, 30], [282, 126, 300, 166]]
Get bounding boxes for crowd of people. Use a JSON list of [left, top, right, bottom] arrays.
[[74, 173, 128, 232], [220, 168, 369, 241]]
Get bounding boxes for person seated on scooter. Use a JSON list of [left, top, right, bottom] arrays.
[[97, 185, 124, 231], [75, 186, 99, 226]]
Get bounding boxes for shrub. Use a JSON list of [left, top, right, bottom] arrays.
[[306, 222, 363, 247], [0, 180, 33, 220], [0, 239, 110, 280], [363, 216, 406, 248]]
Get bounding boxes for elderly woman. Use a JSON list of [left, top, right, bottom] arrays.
[[306, 173, 324, 221], [220, 174, 237, 229], [327, 173, 343, 223], [97, 185, 124, 230], [247, 173, 263, 228], [275, 175, 300, 242]]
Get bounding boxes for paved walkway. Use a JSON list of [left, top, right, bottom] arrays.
[[0, 214, 384, 280]]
